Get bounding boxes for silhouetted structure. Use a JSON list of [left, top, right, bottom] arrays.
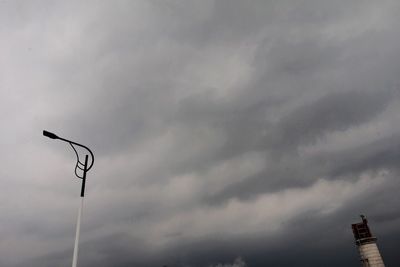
[[351, 215, 385, 267], [43, 130, 94, 267]]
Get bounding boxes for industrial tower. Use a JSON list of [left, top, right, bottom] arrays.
[[351, 215, 385, 267]]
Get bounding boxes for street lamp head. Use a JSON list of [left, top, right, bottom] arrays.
[[43, 130, 59, 139]]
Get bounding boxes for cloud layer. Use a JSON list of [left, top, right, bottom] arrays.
[[1, 1, 400, 266]]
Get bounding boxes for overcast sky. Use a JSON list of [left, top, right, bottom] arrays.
[[1, 1, 400, 266]]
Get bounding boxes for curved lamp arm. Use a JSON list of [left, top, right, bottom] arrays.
[[64, 139, 95, 171], [43, 130, 95, 178]]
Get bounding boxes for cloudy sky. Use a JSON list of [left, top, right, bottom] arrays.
[[1, 0, 400, 266]]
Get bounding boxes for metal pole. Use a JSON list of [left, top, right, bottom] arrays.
[[72, 155, 88, 267], [80, 155, 88, 197], [43, 131, 94, 267], [72, 197, 84, 267]]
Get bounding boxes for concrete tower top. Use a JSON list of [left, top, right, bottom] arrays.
[[351, 215, 377, 246], [351, 215, 385, 267]]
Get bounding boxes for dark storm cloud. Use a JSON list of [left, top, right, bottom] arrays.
[[1, 0, 400, 266], [195, 89, 395, 201], [272, 90, 392, 148]]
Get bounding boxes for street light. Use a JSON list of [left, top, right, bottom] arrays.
[[43, 130, 94, 267]]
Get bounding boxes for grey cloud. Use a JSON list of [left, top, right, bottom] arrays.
[[1, 0, 400, 266], [208, 257, 247, 267], [204, 89, 394, 201], [270, 89, 393, 150]]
